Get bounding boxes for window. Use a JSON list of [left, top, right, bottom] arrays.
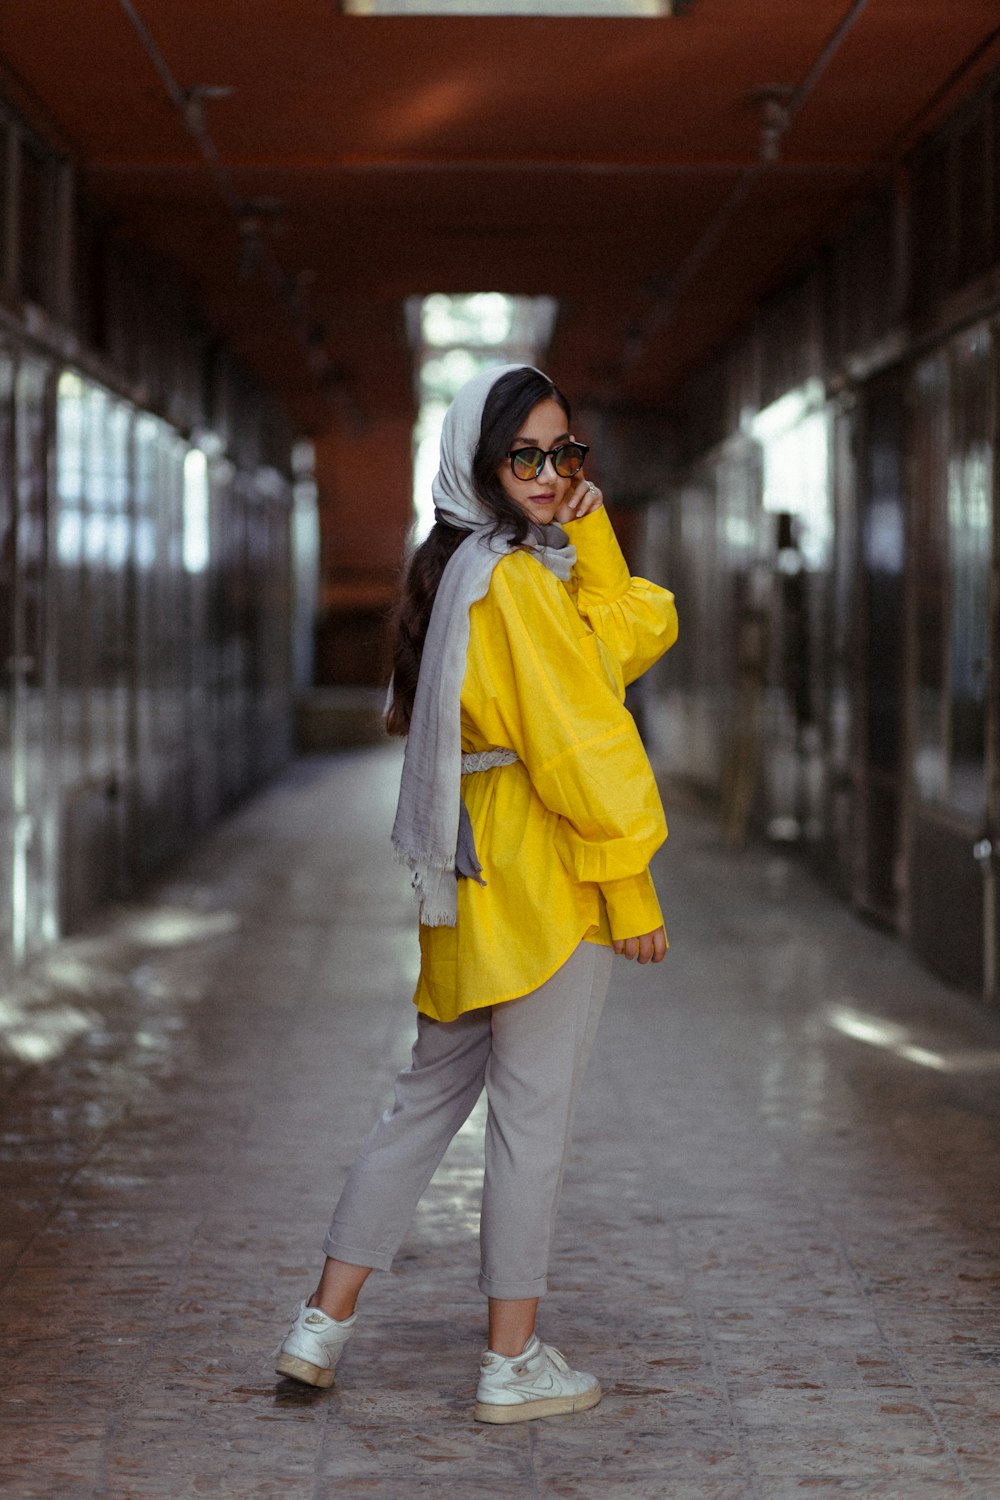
[[748, 380, 831, 572], [183, 448, 211, 573]]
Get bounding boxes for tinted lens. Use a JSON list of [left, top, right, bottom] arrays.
[[510, 447, 544, 480], [553, 443, 586, 477]]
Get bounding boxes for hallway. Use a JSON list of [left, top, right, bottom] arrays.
[[2, 746, 1000, 1499]]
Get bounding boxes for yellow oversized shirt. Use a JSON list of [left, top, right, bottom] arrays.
[[413, 505, 678, 1022]]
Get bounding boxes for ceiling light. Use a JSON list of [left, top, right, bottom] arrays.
[[342, 2, 675, 16]]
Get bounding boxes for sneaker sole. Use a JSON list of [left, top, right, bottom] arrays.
[[474, 1384, 602, 1424], [275, 1352, 335, 1388]]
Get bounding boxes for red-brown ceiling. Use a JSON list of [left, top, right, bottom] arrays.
[[3, 0, 1000, 434]]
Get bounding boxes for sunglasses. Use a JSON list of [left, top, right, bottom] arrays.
[[506, 441, 589, 482]]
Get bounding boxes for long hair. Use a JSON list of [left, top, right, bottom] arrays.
[[385, 366, 571, 737]]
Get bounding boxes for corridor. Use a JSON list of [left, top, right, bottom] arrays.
[[2, 747, 1000, 1498]]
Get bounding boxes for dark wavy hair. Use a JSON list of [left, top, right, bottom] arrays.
[[386, 366, 571, 737]]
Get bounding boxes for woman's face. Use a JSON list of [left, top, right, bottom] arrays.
[[496, 397, 576, 526]]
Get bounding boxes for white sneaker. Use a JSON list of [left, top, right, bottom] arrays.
[[474, 1333, 602, 1424], [274, 1301, 357, 1388]]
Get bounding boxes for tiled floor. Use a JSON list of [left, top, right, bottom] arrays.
[[2, 745, 1000, 1499]]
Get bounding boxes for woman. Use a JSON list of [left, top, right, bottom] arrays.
[[275, 364, 678, 1423]]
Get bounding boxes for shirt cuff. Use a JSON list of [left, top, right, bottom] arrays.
[[600, 868, 664, 941], [564, 505, 631, 600]]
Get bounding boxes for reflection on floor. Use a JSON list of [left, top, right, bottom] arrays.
[[2, 745, 1000, 1499]]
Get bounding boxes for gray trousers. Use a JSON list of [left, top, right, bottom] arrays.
[[322, 940, 613, 1299]]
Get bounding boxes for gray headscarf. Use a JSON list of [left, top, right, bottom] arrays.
[[390, 363, 577, 927]]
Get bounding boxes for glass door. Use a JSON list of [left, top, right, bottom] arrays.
[[825, 394, 860, 900], [984, 329, 1000, 1006], [1, 350, 58, 965], [0, 343, 15, 962], [857, 371, 907, 923], [907, 326, 995, 998]]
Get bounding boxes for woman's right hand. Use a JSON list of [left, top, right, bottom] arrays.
[[556, 475, 604, 525], [613, 927, 667, 964]]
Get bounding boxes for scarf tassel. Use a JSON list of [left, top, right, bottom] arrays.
[[394, 792, 487, 929]]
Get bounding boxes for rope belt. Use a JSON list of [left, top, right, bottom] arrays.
[[460, 747, 519, 774]]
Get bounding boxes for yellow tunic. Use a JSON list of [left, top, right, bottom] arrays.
[[413, 505, 678, 1022]]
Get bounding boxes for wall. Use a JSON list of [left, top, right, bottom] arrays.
[[654, 66, 1000, 1002], [0, 94, 305, 966], [312, 413, 414, 687]]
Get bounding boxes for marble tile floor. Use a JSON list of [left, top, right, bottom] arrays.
[[2, 745, 1000, 1499]]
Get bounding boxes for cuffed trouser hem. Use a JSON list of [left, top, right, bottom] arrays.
[[321, 1237, 391, 1272], [477, 1270, 548, 1299]]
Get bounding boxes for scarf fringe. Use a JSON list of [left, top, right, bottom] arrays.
[[391, 845, 458, 928], [418, 903, 459, 928]]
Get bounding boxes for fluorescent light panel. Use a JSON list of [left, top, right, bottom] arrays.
[[344, 2, 673, 16]]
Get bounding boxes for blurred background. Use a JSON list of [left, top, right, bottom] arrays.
[[0, 0, 998, 1003]]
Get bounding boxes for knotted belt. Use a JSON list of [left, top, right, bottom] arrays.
[[460, 747, 519, 774]]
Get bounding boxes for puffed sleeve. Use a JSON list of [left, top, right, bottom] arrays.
[[464, 550, 667, 939], [563, 506, 678, 684]]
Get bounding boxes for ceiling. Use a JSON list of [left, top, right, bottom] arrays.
[[3, 0, 1000, 435]]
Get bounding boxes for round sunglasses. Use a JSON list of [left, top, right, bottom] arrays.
[[506, 442, 589, 482]]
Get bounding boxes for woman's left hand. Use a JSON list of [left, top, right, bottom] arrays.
[[613, 927, 667, 964], [556, 476, 604, 525]]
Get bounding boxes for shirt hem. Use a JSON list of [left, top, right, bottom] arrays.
[[414, 923, 611, 1021]]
